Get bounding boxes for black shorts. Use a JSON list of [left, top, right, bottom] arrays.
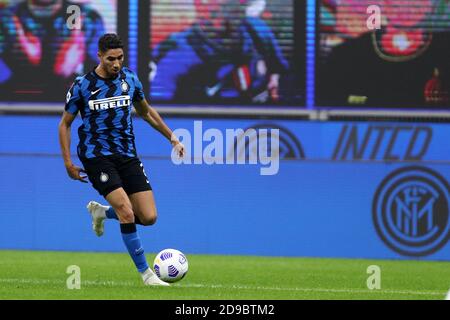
[[81, 154, 152, 197]]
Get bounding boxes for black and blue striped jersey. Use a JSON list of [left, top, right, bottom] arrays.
[[65, 67, 145, 159]]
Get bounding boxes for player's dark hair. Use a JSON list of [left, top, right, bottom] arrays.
[[98, 33, 124, 53]]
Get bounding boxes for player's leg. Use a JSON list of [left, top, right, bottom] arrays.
[[82, 155, 167, 286], [87, 200, 148, 225], [128, 190, 158, 226], [118, 157, 157, 226], [92, 156, 155, 225], [105, 187, 169, 286], [84, 156, 146, 233], [83, 156, 122, 236]]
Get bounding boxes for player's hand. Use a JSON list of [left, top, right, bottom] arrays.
[[171, 140, 185, 159], [65, 164, 88, 183]]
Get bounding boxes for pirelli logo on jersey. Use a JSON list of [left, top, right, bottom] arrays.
[[88, 95, 131, 111]]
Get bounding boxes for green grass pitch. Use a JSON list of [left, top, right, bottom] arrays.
[[0, 250, 448, 300]]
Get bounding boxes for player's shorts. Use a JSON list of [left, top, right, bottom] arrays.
[[80, 154, 152, 197]]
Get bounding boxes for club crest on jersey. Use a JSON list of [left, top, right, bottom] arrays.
[[121, 80, 130, 93], [66, 90, 72, 103], [88, 95, 131, 111], [100, 172, 109, 183]]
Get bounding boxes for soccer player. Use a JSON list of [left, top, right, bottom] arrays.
[[150, 0, 288, 103], [58, 33, 185, 286]]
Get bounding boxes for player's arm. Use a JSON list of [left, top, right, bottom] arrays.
[[58, 111, 88, 183], [59, 80, 88, 183], [134, 99, 184, 158]]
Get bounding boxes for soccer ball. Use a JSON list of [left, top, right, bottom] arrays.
[[153, 248, 189, 283]]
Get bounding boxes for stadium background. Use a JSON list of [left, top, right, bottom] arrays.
[[0, 0, 449, 267]]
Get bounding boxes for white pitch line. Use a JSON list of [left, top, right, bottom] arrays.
[[180, 283, 446, 297], [0, 278, 446, 297]]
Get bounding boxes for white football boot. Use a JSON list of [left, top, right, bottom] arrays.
[[86, 201, 108, 237], [141, 268, 170, 287]]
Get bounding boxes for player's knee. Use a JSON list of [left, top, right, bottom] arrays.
[[115, 202, 135, 223], [141, 212, 157, 226]]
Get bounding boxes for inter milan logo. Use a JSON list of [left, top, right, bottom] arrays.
[[373, 166, 450, 256], [100, 172, 109, 183], [66, 90, 72, 104], [121, 80, 129, 93]]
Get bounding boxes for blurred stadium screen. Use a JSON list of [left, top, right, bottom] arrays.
[[0, 0, 117, 102], [149, 0, 304, 106], [316, 0, 450, 109], [0, 0, 448, 111]]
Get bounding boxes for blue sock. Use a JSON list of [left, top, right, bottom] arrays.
[[106, 207, 118, 220], [120, 223, 149, 273]]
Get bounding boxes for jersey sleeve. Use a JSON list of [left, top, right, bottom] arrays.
[[65, 80, 82, 115], [132, 74, 145, 102]]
